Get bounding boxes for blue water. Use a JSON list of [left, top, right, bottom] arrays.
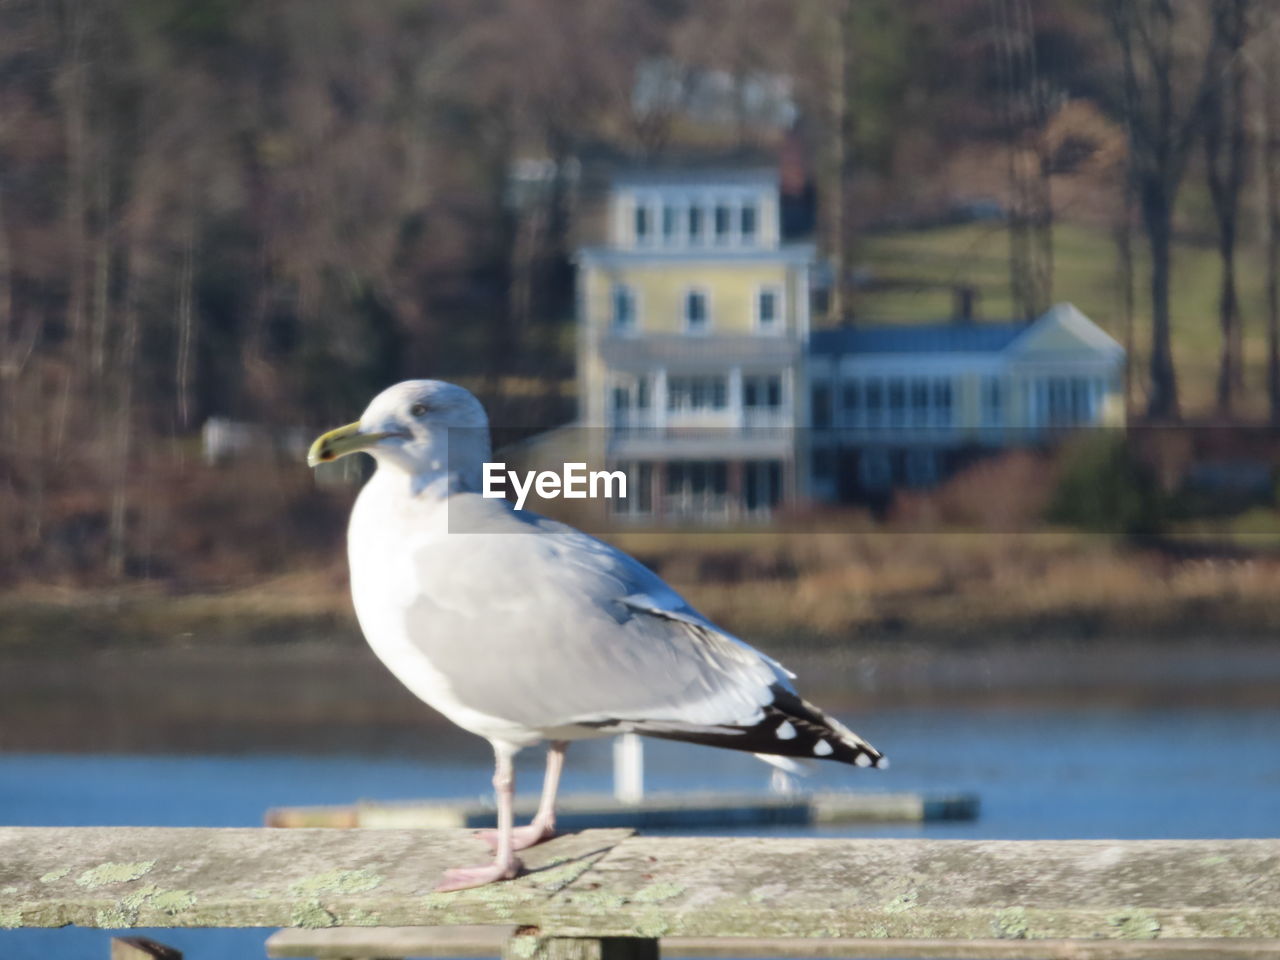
[[2, 706, 1278, 959]]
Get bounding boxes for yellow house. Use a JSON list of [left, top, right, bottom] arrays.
[[806, 302, 1126, 498], [572, 168, 1126, 519], [576, 168, 817, 521]]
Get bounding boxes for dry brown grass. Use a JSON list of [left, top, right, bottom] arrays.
[[610, 527, 1280, 645]]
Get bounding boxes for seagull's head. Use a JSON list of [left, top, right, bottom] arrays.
[[307, 380, 491, 485]]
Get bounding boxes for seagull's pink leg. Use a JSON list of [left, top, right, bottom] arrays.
[[478, 740, 566, 853], [436, 743, 523, 891]]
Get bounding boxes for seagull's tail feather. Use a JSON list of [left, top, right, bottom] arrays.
[[617, 685, 888, 770]]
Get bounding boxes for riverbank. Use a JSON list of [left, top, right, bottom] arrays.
[[4, 530, 1279, 752], [5, 531, 1280, 652]]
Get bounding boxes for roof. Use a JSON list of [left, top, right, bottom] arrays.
[[601, 334, 800, 373], [809, 322, 1027, 355], [576, 243, 816, 267], [611, 167, 778, 190]]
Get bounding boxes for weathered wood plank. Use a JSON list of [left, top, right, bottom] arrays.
[[540, 836, 1280, 941], [0, 827, 632, 930], [264, 791, 979, 830], [267, 925, 516, 958], [502, 936, 660, 960], [266, 928, 1280, 960], [1, 829, 1278, 945]]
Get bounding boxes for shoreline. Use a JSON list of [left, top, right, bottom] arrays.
[[1, 634, 1277, 755]]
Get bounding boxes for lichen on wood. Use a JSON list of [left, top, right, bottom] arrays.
[[0, 827, 1276, 946]]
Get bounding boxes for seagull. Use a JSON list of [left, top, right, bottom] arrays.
[[308, 380, 885, 892]]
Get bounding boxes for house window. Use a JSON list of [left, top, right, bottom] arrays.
[[1040, 376, 1096, 427], [667, 461, 729, 516], [841, 380, 861, 425], [744, 374, 783, 409], [662, 204, 679, 244], [684, 289, 709, 332], [744, 460, 783, 512], [982, 376, 1003, 426], [865, 379, 884, 428], [688, 206, 704, 245], [756, 287, 782, 332], [905, 449, 940, 488], [611, 385, 631, 428], [859, 448, 892, 491], [811, 384, 832, 428], [1071, 378, 1092, 424], [740, 203, 758, 244], [888, 378, 907, 427], [714, 203, 732, 244], [934, 378, 954, 427], [1047, 377, 1072, 426], [667, 375, 727, 412], [636, 376, 650, 410], [611, 284, 635, 331], [812, 447, 834, 480], [634, 203, 650, 245], [612, 461, 652, 516], [910, 378, 930, 427]]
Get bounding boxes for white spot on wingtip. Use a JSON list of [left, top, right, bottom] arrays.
[[775, 721, 797, 740], [855, 753, 872, 767], [813, 739, 834, 756], [875, 756, 889, 770]]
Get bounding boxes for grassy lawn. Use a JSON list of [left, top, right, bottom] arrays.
[[857, 221, 1271, 418]]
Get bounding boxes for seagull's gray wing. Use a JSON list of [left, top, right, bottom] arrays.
[[401, 494, 883, 766]]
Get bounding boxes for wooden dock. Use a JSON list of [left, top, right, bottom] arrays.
[[1, 827, 1278, 959], [264, 790, 980, 830], [265, 924, 1280, 959]]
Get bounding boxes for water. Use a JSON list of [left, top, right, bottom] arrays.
[[2, 705, 1277, 959]]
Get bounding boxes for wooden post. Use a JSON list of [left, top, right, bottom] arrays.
[[612, 733, 644, 803], [504, 934, 659, 960], [110, 937, 182, 960]]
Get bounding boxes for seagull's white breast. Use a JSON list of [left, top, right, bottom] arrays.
[[346, 473, 544, 747]]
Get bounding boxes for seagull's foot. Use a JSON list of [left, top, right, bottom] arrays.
[[476, 822, 556, 853], [434, 856, 524, 892]]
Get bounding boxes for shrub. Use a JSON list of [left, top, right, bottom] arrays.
[[1047, 432, 1164, 536]]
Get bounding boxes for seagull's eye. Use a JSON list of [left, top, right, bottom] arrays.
[[409, 402, 430, 418]]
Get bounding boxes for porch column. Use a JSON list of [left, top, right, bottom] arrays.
[[728, 459, 745, 518], [653, 367, 668, 437], [652, 460, 667, 522], [728, 366, 744, 431]]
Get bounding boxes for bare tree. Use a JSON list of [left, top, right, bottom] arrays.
[[991, 0, 1054, 320], [1203, 0, 1252, 417], [1261, 13, 1280, 423], [1113, 128, 1141, 414], [1109, 0, 1223, 421], [829, 0, 858, 322]]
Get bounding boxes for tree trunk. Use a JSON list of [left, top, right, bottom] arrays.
[[827, 0, 856, 323], [59, 0, 89, 356], [1143, 184, 1180, 420], [1114, 151, 1139, 414], [175, 199, 197, 431], [1215, 227, 1239, 416], [993, 0, 1052, 321], [1108, 0, 1222, 423], [107, 234, 139, 582], [90, 149, 111, 378], [1203, 0, 1250, 418], [1264, 21, 1280, 424]]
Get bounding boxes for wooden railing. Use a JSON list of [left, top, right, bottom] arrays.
[[1, 827, 1277, 959]]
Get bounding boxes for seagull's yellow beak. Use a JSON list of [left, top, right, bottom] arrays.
[[306, 422, 391, 467]]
